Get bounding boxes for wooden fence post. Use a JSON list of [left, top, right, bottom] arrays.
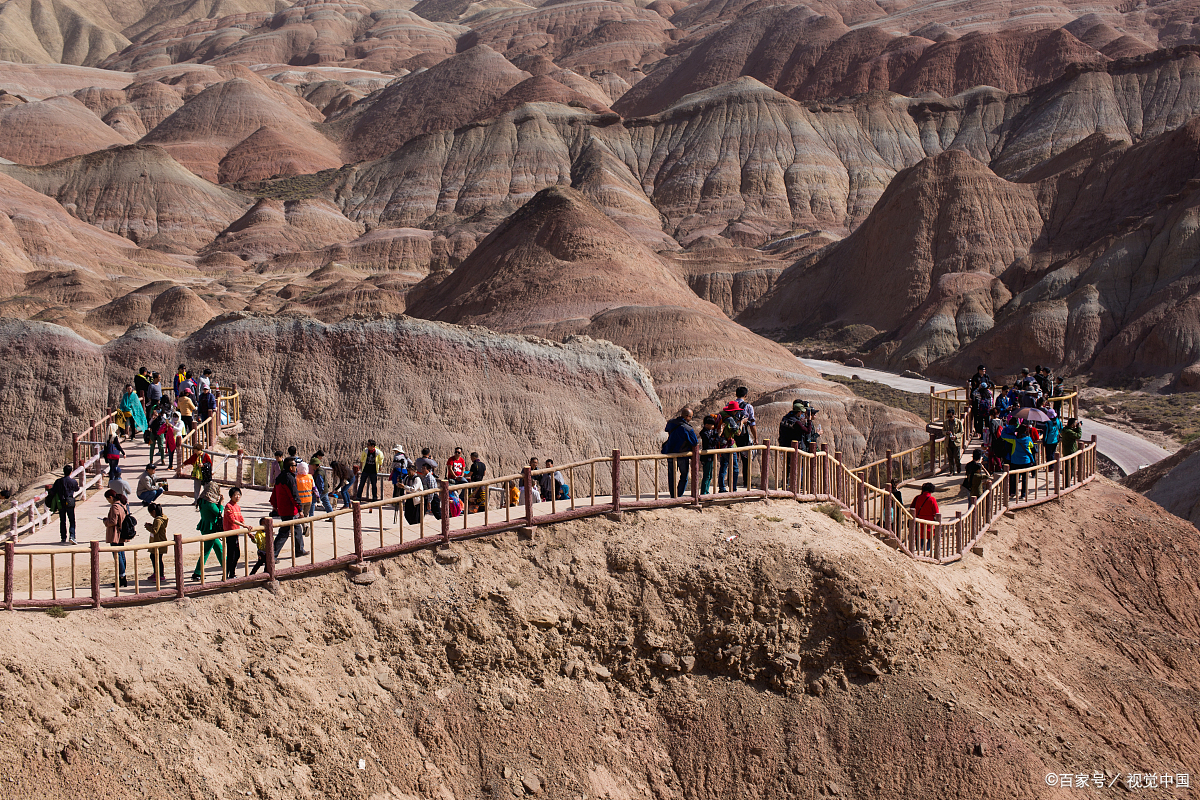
[[1089, 435, 1097, 478], [834, 451, 842, 503], [173, 533, 185, 599], [885, 448, 893, 486], [3, 542, 13, 611], [856, 480, 865, 521], [263, 518, 276, 580], [1054, 453, 1061, 496], [439, 481, 452, 544], [1002, 465, 1011, 508], [691, 446, 700, 505], [236, 451, 244, 488], [955, 511, 963, 554], [820, 444, 829, 496], [90, 541, 101, 609], [522, 469, 534, 528], [610, 450, 621, 519], [928, 431, 938, 475], [790, 443, 801, 497], [352, 502, 364, 559], [759, 439, 770, 497]]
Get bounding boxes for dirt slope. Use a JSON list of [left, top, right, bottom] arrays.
[[0, 479, 1196, 799]]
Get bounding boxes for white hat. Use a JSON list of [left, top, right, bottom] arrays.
[[393, 445, 405, 453], [107, 422, 119, 438]]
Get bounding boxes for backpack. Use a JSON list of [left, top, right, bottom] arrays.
[[120, 510, 138, 542], [200, 460, 213, 484], [447, 495, 463, 518], [45, 490, 62, 515], [143, 429, 153, 444], [720, 410, 744, 440]]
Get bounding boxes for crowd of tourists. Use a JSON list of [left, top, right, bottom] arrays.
[[659, 386, 823, 498], [41, 362, 1091, 586]]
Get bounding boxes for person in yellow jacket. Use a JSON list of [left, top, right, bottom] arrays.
[[356, 439, 383, 502]]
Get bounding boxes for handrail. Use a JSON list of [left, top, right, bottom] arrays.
[[19, 424, 1098, 610]]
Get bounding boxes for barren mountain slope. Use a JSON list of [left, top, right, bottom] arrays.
[[409, 186, 928, 463], [0, 481, 1196, 799]]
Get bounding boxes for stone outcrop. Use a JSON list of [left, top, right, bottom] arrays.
[[0, 314, 667, 486]]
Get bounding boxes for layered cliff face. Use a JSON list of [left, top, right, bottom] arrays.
[[0, 314, 668, 485], [741, 117, 1200, 386]]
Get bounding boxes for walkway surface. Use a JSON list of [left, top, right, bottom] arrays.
[[803, 358, 1172, 475]]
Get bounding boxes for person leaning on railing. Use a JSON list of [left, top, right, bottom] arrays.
[[1008, 424, 1036, 501]]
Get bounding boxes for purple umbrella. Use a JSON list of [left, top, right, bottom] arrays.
[[1017, 407, 1051, 423]]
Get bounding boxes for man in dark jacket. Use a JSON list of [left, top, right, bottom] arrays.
[[663, 408, 698, 498], [50, 465, 79, 544]]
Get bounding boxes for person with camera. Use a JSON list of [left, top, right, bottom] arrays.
[[733, 387, 757, 490], [1060, 418, 1083, 485]]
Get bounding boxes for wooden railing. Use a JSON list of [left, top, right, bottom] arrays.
[[2, 434, 1100, 609], [934, 384, 1079, 421], [216, 387, 240, 432]]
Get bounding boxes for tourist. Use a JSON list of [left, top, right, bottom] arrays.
[[199, 369, 212, 393], [912, 482, 939, 520], [468, 452, 487, 512], [197, 385, 217, 427], [969, 364, 993, 394], [969, 365, 993, 436], [49, 465, 78, 544], [311, 450, 333, 513], [144, 502, 168, 582], [269, 457, 302, 560], [190, 450, 212, 504], [268, 450, 284, 486], [734, 386, 758, 490], [718, 400, 747, 490], [943, 411, 963, 475], [191, 480, 225, 581], [222, 487, 246, 579], [414, 448, 438, 475], [446, 447, 468, 500], [176, 389, 196, 432], [146, 408, 167, 465], [119, 383, 147, 442], [1008, 423, 1036, 500], [165, 410, 184, 469], [137, 463, 165, 506], [1061, 418, 1083, 485], [1016, 368, 1041, 407], [1052, 377, 1066, 414], [103, 426, 125, 477], [912, 482, 938, 544], [356, 439, 382, 502], [1043, 409, 1062, 461], [964, 449, 990, 507], [547, 459, 569, 500], [414, 463, 439, 517], [108, 466, 134, 499], [700, 417, 715, 491], [295, 461, 314, 555], [103, 489, 129, 587], [535, 457, 555, 501], [134, 367, 151, 415], [173, 364, 188, 400], [885, 482, 904, 530], [1035, 366, 1053, 397], [146, 372, 163, 412], [777, 400, 808, 481], [521, 458, 543, 505], [662, 407, 697, 498], [330, 459, 353, 508]]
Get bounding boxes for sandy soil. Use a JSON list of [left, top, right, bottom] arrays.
[[0, 479, 1197, 799]]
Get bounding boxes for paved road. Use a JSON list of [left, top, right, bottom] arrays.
[[803, 358, 1172, 475]]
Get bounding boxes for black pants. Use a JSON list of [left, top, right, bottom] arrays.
[[356, 471, 378, 501], [1009, 470, 1028, 499], [667, 456, 690, 498], [181, 415, 193, 432], [150, 543, 166, 577], [1045, 441, 1058, 460], [735, 436, 751, 489], [58, 505, 76, 541], [224, 534, 240, 578], [947, 442, 961, 474]]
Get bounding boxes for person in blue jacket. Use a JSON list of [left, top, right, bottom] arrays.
[[1008, 424, 1037, 501], [662, 407, 699, 499]]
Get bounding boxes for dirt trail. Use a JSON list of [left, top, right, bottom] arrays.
[[0, 480, 1197, 799]]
